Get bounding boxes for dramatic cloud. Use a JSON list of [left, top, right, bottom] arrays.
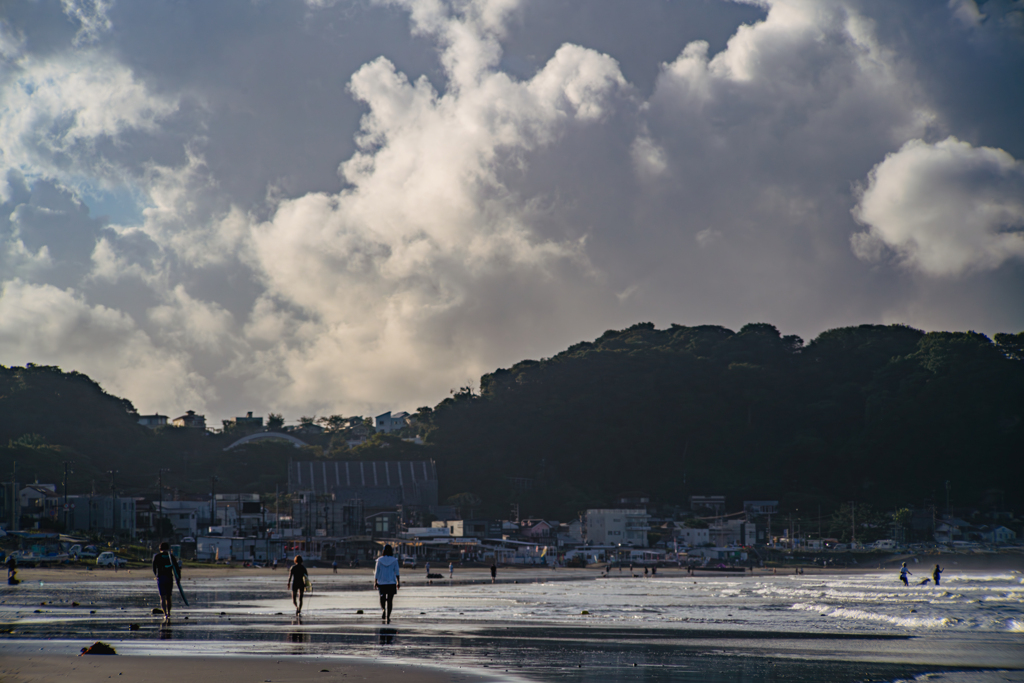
[[852, 137, 1024, 276], [0, 0, 1021, 420]]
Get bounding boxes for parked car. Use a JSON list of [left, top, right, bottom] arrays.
[[96, 552, 127, 568], [79, 545, 99, 559]]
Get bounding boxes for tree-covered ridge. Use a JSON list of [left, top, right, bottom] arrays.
[[422, 323, 1024, 519], [1, 324, 1021, 522]]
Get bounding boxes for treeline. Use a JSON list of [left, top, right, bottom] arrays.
[[2, 323, 1023, 522], [418, 323, 1024, 519]]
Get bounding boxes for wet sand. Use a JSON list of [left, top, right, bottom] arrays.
[[0, 653, 488, 683]]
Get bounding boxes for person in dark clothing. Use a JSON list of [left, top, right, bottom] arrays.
[[152, 542, 181, 621], [288, 556, 309, 615], [490, 562, 497, 583], [6, 554, 17, 584], [933, 564, 943, 586]]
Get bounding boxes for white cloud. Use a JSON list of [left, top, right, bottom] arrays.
[[852, 137, 1024, 276], [60, 0, 114, 46], [0, 279, 210, 413], [0, 50, 178, 193]]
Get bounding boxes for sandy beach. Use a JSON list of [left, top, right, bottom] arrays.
[[0, 653, 489, 683]]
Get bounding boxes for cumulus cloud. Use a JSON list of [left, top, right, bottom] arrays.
[[852, 137, 1024, 276], [0, 279, 210, 412], [0, 0, 1021, 419]]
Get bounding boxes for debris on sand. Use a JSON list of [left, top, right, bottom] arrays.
[[80, 642, 117, 656]]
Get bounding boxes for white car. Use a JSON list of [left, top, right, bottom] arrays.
[[96, 552, 128, 568]]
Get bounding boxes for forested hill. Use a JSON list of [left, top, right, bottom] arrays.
[[3, 324, 1023, 521], [421, 323, 1024, 519]]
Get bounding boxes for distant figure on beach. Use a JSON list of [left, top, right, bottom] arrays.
[[651, 566, 657, 577], [273, 558, 278, 570], [332, 559, 338, 574], [288, 556, 309, 615], [644, 566, 649, 578], [152, 542, 181, 622], [899, 562, 912, 586], [449, 562, 454, 580], [629, 563, 634, 575], [933, 564, 942, 586], [374, 544, 400, 624], [490, 562, 497, 583], [6, 554, 16, 580]]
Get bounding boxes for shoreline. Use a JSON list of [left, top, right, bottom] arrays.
[[8, 559, 1021, 584]]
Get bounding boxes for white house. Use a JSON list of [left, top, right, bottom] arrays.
[[584, 509, 650, 546], [20, 484, 60, 524], [374, 411, 410, 434], [981, 526, 1017, 545]]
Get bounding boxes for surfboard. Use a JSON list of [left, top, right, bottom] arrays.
[[171, 556, 189, 607]]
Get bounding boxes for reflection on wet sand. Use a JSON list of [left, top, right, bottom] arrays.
[[378, 627, 397, 645]]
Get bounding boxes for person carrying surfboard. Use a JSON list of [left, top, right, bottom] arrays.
[[152, 542, 183, 621]]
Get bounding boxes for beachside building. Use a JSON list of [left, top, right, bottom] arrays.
[[66, 494, 137, 537], [673, 525, 710, 547], [980, 525, 1017, 544], [19, 484, 60, 525], [584, 509, 650, 546]]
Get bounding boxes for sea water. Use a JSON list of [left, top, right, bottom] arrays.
[[2, 569, 1022, 682]]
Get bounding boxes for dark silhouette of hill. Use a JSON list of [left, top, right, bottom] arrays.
[[3, 324, 1022, 522], [420, 324, 1024, 519]]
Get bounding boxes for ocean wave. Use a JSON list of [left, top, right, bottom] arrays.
[[790, 602, 959, 629]]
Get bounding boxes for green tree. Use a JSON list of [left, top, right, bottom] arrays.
[[267, 413, 285, 431]]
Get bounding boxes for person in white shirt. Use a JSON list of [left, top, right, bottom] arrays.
[[374, 545, 400, 624]]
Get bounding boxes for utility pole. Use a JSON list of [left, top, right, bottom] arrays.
[[945, 480, 951, 518], [8, 460, 17, 532], [158, 468, 171, 540], [850, 501, 856, 547], [62, 461, 73, 531], [107, 470, 118, 540], [211, 476, 219, 530]]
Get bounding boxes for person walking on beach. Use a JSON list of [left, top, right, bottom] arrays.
[[332, 558, 338, 574], [899, 562, 912, 586], [490, 561, 497, 584], [449, 562, 454, 580], [288, 556, 309, 615], [374, 544, 400, 624], [6, 554, 17, 584], [152, 542, 181, 622], [932, 564, 942, 586]]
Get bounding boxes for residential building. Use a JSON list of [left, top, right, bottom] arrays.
[[20, 484, 60, 525], [673, 525, 710, 547], [689, 496, 726, 516], [138, 414, 169, 429], [374, 411, 411, 434], [227, 411, 262, 430], [66, 494, 136, 536], [980, 525, 1017, 544], [432, 519, 501, 538], [172, 410, 206, 428], [708, 519, 757, 546], [520, 519, 554, 539], [584, 509, 650, 546]]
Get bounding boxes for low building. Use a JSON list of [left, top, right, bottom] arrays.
[[66, 494, 137, 536], [673, 525, 710, 547], [172, 410, 206, 428], [20, 485, 60, 524], [227, 411, 262, 430], [374, 411, 411, 434], [980, 525, 1017, 544], [138, 414, 169, 428], [584, 509, 650, 546], [432, 519, 501, 538]]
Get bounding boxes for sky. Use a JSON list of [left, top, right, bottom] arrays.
[[1, 0, 1022, 425]]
